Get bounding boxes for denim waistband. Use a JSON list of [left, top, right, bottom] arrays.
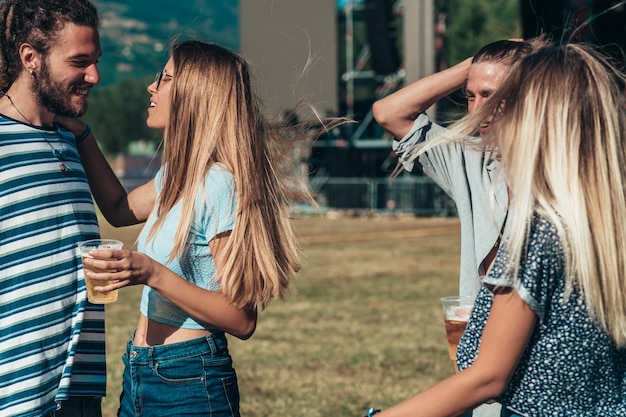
[[126, 331, 228, 363]]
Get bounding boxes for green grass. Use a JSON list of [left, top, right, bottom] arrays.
[[100, 215, 462, 417]]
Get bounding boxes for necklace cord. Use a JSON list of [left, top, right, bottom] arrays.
[[1, 90, 70, 173]]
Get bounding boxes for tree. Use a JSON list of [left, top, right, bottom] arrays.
[[83, 78, 159, 155], [436, 0, 522, 65]]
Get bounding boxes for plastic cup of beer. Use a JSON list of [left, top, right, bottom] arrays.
[[440, 295, 474, 372], [78, 239, 123, 304]]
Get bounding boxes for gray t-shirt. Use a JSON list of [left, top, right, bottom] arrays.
[[393, 113, 508, 417], [393, 113, 508, 298]]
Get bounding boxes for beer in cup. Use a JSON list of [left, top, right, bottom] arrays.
[[78, 239, 123, 304], [440, 295, 474, 372]]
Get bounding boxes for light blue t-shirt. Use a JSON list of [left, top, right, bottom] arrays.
[[138, 164, 237, 330]]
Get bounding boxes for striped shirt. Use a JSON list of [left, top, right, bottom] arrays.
[[0, 116, 106, 417]]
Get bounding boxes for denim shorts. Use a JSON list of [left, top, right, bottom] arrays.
[[118, 332, 240, 417]]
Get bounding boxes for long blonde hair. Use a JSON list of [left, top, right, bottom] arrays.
[[147, 40, 317, 310], [439, 43, 626, 347]]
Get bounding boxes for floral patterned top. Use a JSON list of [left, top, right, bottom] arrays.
[[457, 214, 626, 417]]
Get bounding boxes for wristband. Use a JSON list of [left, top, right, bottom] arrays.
[[364, 407, 381, 417], [76, 124, 92, 144]]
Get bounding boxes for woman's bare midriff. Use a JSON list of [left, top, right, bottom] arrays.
[[133, 313, 212, 347]]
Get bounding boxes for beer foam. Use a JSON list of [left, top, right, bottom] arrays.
[[97, 244, 118, 249], [446, 305, 472, 321]]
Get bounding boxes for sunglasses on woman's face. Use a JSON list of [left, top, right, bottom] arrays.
[[154, 69, 173, 90]]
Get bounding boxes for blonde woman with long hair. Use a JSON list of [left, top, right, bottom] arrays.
[[80, 40, 318, 416], [362, 43, 626, 417]]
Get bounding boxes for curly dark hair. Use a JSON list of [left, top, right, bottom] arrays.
[[0, 0, 99, 91]]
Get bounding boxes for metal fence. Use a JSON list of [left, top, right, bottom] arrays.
[[312, 176, 457, 216], [121, 175, 457, 217]]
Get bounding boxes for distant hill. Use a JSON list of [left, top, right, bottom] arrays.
[[96, 0, 239, 85]]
